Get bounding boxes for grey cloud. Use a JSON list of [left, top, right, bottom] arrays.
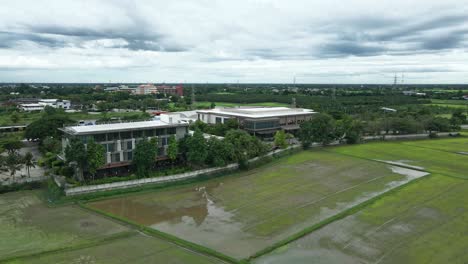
[[0, 31, 67, 48]]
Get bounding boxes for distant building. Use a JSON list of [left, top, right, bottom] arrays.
[[463, 95, 468, 100], [133, 84, 183, 96], [403, 91, 426, 96], [60, 118, 189, 169], [197, 106, 316, 137], [18, 99, 71, 111]]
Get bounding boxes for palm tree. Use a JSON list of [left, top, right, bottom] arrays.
[[6, 153, 23, 182], [23, 152, 36, 178]]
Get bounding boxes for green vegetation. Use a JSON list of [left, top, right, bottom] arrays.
[[254, 174, 468, 264], [133, 137, 158, 178], [330, 138, 468, 179], [89, 149, 422, 259], [6, 232, 223, 264], [0, 191, 130, 261]]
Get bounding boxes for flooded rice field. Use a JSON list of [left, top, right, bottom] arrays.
[[90, 150, 430, 259], [254, 175, 468, 264]]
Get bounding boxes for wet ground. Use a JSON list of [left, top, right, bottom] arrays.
[[90, 150, 429, 259]]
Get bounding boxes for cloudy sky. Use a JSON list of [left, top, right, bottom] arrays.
[[0, 0, 467, 83]]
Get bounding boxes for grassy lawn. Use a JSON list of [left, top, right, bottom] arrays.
[[89, 150, 427, 259], [431, 99, 468, 105], [329, 137, 468, 179], [7, 233, 222, 264], [196, 101, 289, 108], [254, 174, 468, 264]]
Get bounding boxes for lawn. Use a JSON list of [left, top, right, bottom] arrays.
[[89, 150, 427, 259], [254, 174, 468, 264], [7, 233, 222, 264], [329, 137, 468, 179]]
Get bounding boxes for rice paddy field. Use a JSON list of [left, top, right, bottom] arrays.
[[7, 233, 222, 264], [254, 174, 468, 264], [3, 137, 467, 263], [0, 191, 223, 263], [255, 137, 468, 264], [89, 150, 428, 259]]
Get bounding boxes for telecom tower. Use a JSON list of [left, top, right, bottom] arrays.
[[393, 74, 398, 86]]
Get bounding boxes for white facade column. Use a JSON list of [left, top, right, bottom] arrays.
[[106, 152, 111, 164]]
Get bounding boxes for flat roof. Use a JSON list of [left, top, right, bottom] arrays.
[[197, 107, 316, 119], [61, 120, 188, 135]]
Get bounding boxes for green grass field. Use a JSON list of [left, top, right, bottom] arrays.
[[196, 101, 289, 108], [0, 191, 224, 263], [329, 138, 468, 179], [254, 174, 468, 264], [89, 150, 427, 259]]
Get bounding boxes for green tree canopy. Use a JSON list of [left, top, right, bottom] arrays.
[[187, 129, 207, 167], [133, 138, 158, 178], [274, 130, 288, 149], [299, 114, 337, 147], [86, 140, 106, 180]]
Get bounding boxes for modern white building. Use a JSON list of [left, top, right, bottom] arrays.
[[18, 99, 71, 111], [197, 106, 316, 136], [39, 99, 71, 109], [18, 103, 44, 111], [60, 119, 189, 169]]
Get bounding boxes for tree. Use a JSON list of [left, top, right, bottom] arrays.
[[25, 114, 72, 141], [10, 111, 20, 124], [167, 135, 179, 163], [224, 129, 268, 167], [86, 140, 106, 181], [23, 152, 36, 178], [206, 137, 234, 167], [187, 129, 207, 167], [274, 130, 287, 149], [5, 153, 23, 180], [133, 138, 158, 178], [1, 139, 24, 154], [65, 139, 87, 181], [424, 117, 451, 133], [336, 116, 364, 144], [299, 114, 337, 147], [210, 102, 216, 109]]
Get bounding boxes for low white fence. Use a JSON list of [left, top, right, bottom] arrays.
[[64, 145, 300, 196], [1, 176, 49, 186], [363, 132, 458, 141]]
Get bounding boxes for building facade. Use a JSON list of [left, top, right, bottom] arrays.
[[60, 118, 189, 169], [18, 99, 71, 111], [132, 84, 183, 96], [197, 107, 316, 137]]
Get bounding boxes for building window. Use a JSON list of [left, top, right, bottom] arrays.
[[133, 130, 143, 138], [156, 128, 166, 136], [123, 151, 133, 161], [107, 132, 120, 141], [106, 143, 115, 152], [94, 133, 106, 142], [111, 153, 120, 163], [215, 117, 222, 124], [167, 127, 176, 134], [120, 131, 132, 139], [145, 129, 155, 137]]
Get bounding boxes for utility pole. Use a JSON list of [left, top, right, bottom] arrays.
[[191, 84, 196, 110]]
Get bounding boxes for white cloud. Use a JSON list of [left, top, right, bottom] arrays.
[[0, 0, 467, 83]]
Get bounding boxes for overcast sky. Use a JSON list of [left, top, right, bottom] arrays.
[[0, 0, 467, 84]]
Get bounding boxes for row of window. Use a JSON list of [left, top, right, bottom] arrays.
[[78, 127, 178, 143], [244, 120, 280, 130]]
